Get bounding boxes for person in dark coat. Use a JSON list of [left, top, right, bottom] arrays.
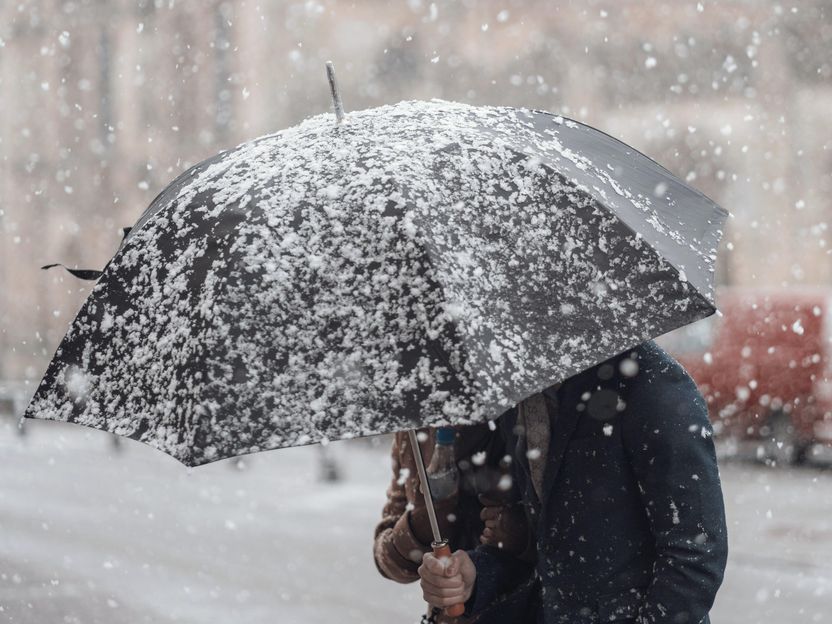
[[417, 340, 729, 624]]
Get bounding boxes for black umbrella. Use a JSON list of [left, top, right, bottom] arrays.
[[25, 65, 727, 469]]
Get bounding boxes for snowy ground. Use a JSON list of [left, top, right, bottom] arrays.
[[0, 418, 830, 624]]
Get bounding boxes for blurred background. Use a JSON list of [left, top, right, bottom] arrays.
[[0, 0, 830, 622]]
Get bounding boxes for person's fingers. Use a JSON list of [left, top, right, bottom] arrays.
[[423, 594, 465, 609], [420, 578, 464, 608], [480, 506, 500, 521], [421, 552, 446, 576], [418, 562, 448, 587], [482, 527, 494, 540], [422, 589, 466, 608], [420, 555, 465, 588], [478, 493, 500, 507], [417, 566, 444, 588], [420, 575, 464, 594], [447, 550, 471, 577], [456, 550, 476, 578], [419, 575, 465, 596]]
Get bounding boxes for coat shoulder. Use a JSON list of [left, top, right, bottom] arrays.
[[628, 339, 693, 385], [624, 340, 711, 429]]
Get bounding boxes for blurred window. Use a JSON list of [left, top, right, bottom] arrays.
[[824, 294, 832, 350]]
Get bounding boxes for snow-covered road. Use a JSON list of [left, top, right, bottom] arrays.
[[1, 419, 830, 623]]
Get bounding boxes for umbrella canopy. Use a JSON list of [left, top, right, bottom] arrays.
[[25, 98, 727, 466]]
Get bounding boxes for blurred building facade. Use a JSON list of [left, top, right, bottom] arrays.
[[1, 0, 830, 381]]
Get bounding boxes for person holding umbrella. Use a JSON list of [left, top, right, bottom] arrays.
[[417, 341, 729, 624], [25, 66, 730, 621], [373, 423, 533, 622]]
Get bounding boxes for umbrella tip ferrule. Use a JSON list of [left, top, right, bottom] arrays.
[[325, 61, 346, 124]]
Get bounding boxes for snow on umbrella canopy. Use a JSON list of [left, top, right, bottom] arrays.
[[24, 99, 727, 466]]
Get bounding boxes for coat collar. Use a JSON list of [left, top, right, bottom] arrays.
[[512, 347, 634, 509], [538, 380, 582, 511]]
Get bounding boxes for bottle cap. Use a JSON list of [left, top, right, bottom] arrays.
[[436, 427, 456, 445]]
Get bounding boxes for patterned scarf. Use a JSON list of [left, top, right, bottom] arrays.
[[518, 384, 560, 501]]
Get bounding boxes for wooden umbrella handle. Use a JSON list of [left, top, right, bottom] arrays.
[[432, 540, 465, 618]]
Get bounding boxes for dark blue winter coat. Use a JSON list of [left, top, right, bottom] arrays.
[[465, 340, 728, 624]]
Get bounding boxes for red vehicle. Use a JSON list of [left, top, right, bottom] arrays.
[[656, 287, 832, 464]]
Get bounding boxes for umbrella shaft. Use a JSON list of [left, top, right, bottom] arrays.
[[408, 429, 442, 544]]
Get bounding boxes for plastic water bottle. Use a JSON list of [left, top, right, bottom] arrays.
[[426, 427, 459, 501]]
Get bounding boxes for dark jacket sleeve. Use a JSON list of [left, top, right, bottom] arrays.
[[464, 414, 536, 617], [621, 348, 729, 624], [464, 545, 535, 617]]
